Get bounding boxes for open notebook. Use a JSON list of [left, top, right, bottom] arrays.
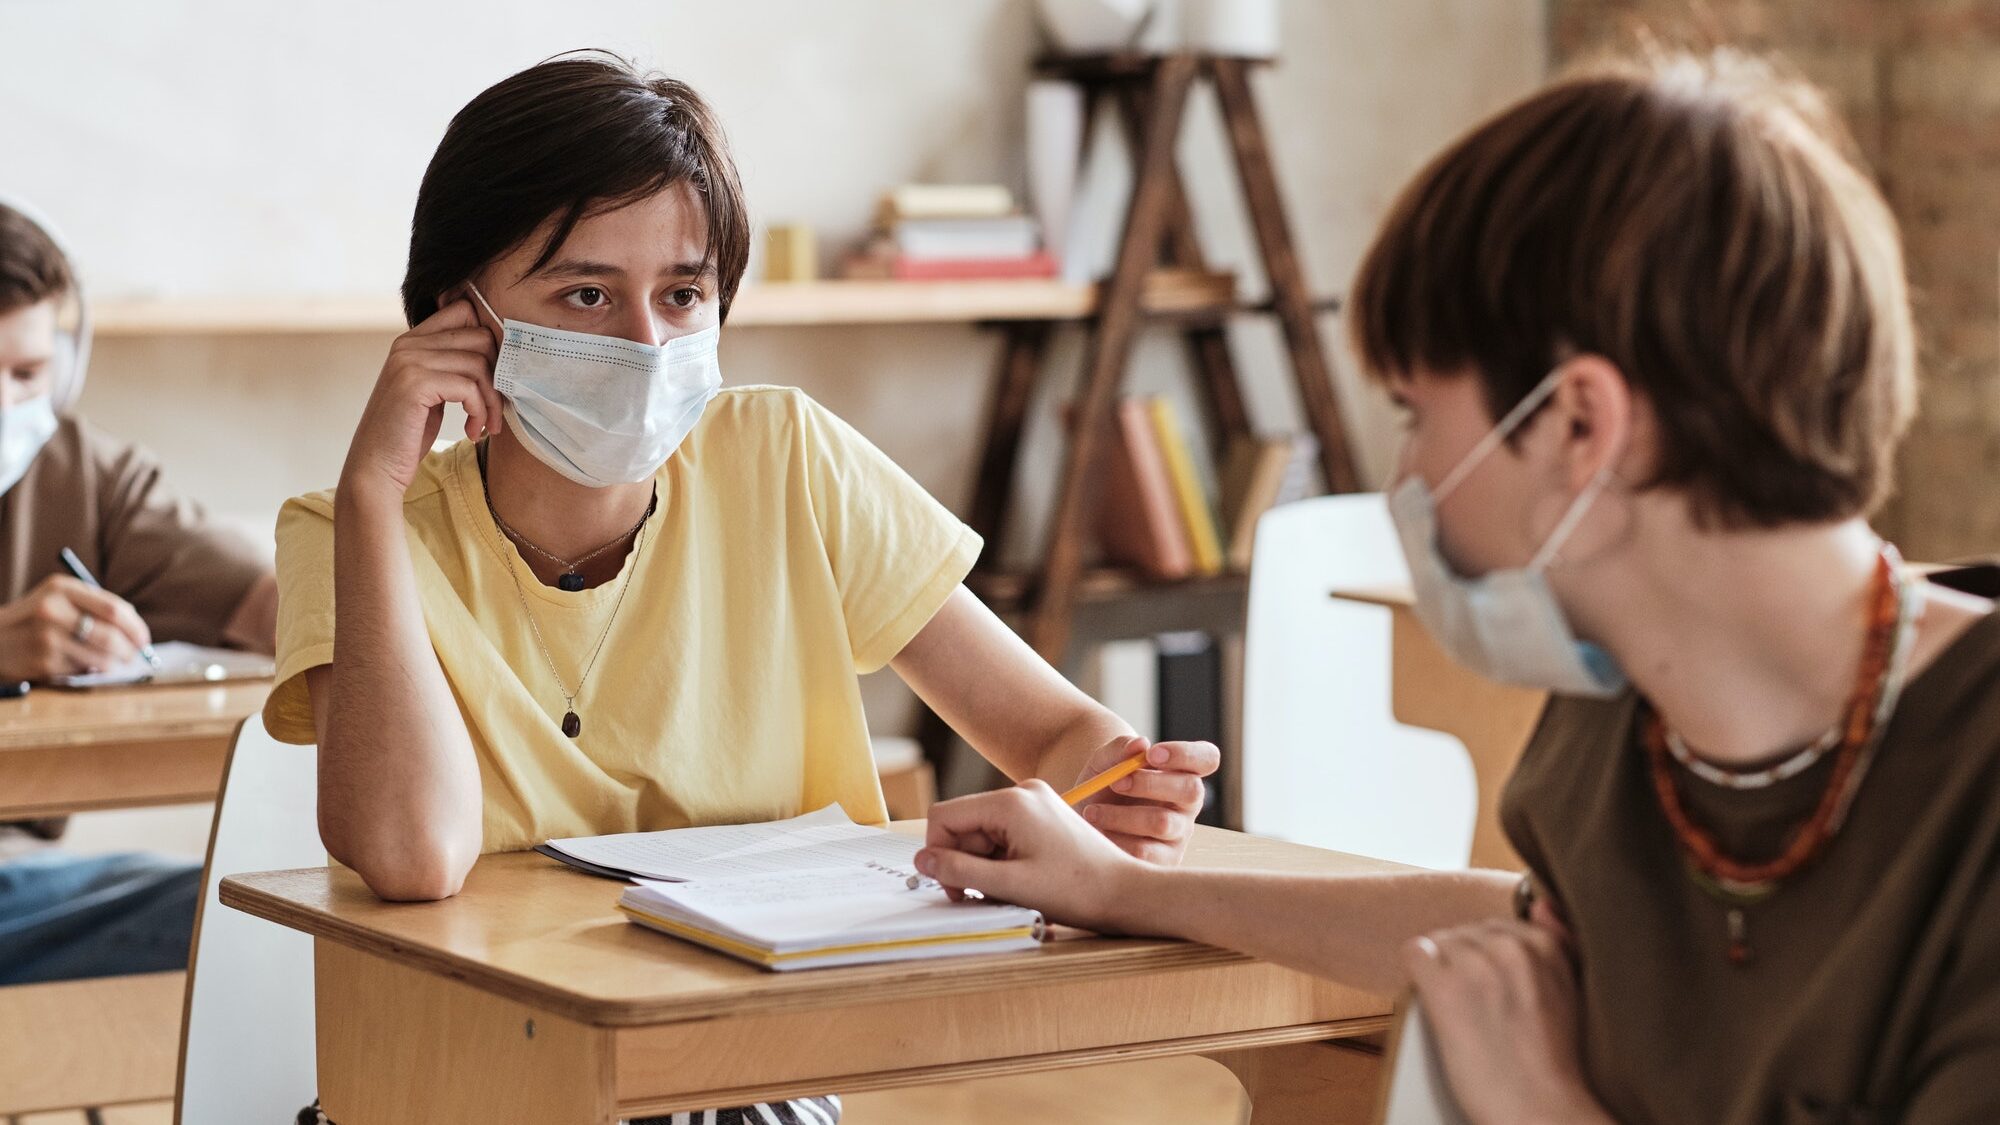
[[541, 805, 1044, 971], [53, 641, 275, 689]]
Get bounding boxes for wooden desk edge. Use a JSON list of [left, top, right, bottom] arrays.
[[219, 870, 1281, 1029], [619, 1018, 1392, 1119]]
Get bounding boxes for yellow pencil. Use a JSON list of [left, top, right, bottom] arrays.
[[1060, 750, 1148, 805]]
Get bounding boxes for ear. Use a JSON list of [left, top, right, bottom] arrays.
[[1548, 354, 1633, 493]]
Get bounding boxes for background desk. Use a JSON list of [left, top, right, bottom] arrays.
[[0, 680, 270, 820], [223, 827, 1401, 1125], [1329, 587, 1547, 870], [0, 680, 268, 1118]]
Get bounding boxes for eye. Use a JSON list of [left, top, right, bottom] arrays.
[[564, 286, 610, 310], [666, 286, 703, 309]]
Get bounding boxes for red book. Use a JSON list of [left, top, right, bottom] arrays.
[[888, 251, 1060, 280], [1098, 399, 1196, 581]]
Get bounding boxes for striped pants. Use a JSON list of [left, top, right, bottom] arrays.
[[301, 1094, 840, 1124], [634, 1095, 841, 1124]]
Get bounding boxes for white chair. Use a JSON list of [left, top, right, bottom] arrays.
[[1239, 493, 1480, 869], [175, 712, 320, 1124]]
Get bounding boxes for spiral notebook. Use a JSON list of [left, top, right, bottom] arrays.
[[542, 806, 1044, 971]]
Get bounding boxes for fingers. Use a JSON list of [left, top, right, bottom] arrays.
[[1110, 768, 1207, 809], [1143, 740, 1221, 778], [412, 295, 482, 334], [49, 578, 151, 652], [913, 845, 1016, 901], [1081, 801, 1188, 844], [393, 311, 506, 441], [401, 327, 498, 360], [29, 579, 146, 666], [1096, 831, 1179, 866], [1093, 733, 1148, 768], [923, 790, 1021, 853]]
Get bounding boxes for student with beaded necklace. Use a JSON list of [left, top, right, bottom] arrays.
[[914, 50, 2000, 1124]]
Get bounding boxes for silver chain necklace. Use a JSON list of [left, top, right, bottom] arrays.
[[489, 493, 656, 593], [478, 448, 654, 738]]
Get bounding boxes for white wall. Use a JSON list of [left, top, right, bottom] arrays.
[[2, 0, 1546, 737]]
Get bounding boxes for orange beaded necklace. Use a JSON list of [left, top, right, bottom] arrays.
[[1642, 543, 1918, 966]]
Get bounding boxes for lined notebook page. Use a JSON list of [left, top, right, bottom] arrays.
[[631, 863, 1033, 947], [545, 805, 920, 882]]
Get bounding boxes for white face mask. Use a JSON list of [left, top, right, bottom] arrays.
[[1386, 369, 1627, 699], [0, 393, 58, 498], [469, 285, 721, 487]]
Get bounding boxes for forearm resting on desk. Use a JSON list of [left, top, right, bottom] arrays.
[[1119, 864, 1520, 998], [314, 485, 483, 901]]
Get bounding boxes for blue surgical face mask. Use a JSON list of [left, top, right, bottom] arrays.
[[468, 284, 721, 488], [0, 393, 57, 498], [1386, 369, 1627, 698]]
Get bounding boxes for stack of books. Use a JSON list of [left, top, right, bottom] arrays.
[[1096, 395, 1318, 580], [843, 184, 1058, 281]]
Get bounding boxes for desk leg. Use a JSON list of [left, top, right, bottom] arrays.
[[1203, 1039, 1381, 1124], [315, 940, 615, 1125]]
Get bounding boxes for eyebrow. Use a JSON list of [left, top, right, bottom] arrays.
[[533, 258, 715, 282]]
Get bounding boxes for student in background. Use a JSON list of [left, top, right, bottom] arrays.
[[268, 53, 1215, 1125], [0, 200, 278, 985], [914, 50, 2000, 1123]]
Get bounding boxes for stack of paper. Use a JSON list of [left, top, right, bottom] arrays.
[[542, 806, 1043, 972]]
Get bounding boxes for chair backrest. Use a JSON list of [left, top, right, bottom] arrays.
[[1240, 494, 1479, 869], [175, 711, 319, 1124]]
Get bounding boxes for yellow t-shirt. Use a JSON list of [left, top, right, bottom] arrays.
[[264, 386, 980, 853]]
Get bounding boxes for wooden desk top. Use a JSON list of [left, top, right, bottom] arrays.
[[222, 825, 1405, 1029], [0, 680, 270, 753]]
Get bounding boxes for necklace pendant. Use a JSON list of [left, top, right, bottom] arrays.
[[561, 710, 581, 738], [558, 572, 585, 592], [1726, 908, 1752, 967]]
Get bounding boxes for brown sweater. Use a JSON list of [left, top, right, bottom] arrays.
[[1502, 605, 2000, 1125], [0, 415, 267, 643]]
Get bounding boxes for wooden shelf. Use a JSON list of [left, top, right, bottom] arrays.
[[969, 567, 1249, 614], [90, 277, 1334, 337]]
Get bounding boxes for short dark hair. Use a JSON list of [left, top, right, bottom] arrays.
[[1349, 49, 1914, 529], [0, 203, 73, 317], [401, 51, 750, 327]]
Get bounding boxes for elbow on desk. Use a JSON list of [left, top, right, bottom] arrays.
[[323, 821, 477, 902]]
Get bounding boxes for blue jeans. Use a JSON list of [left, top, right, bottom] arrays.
[[0, 851, 201, 985]]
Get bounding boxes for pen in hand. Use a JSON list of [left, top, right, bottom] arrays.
[[58, 547, 160, 668]]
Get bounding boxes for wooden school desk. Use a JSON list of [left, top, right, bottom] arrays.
[[0, 679, 269, 1117], [221, 827, 1402, 1124], [0, 679, 271, 820], [1329, 586, 1546, 871]]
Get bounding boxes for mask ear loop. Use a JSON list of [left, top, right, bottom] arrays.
[[1432, 368, 1569, 503], [465, 283, 506, 337], [1529, 465, 1614, 572]]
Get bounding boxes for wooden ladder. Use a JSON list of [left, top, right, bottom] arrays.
[[929, 51, 1361, 766]]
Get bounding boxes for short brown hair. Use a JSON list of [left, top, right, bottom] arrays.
[[402, 51, 750, 326], [1349, 49, 1914, 528], [0, 203, 73, 317]]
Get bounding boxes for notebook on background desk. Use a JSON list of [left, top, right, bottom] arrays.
[[541, 805, 1045, 971], [52, 641, 276, 689]]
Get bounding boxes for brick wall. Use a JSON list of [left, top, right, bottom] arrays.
[[1550, 0, 2000, 560]]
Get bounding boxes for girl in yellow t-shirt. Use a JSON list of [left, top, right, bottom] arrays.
[[265, 49, 1216, 923]]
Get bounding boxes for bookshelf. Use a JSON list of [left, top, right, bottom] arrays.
[[90, 275, 1331, 336]]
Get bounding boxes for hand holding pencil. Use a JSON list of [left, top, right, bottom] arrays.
[[1064, 733, 1219, 866], [912, 732, 1219, 924]]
